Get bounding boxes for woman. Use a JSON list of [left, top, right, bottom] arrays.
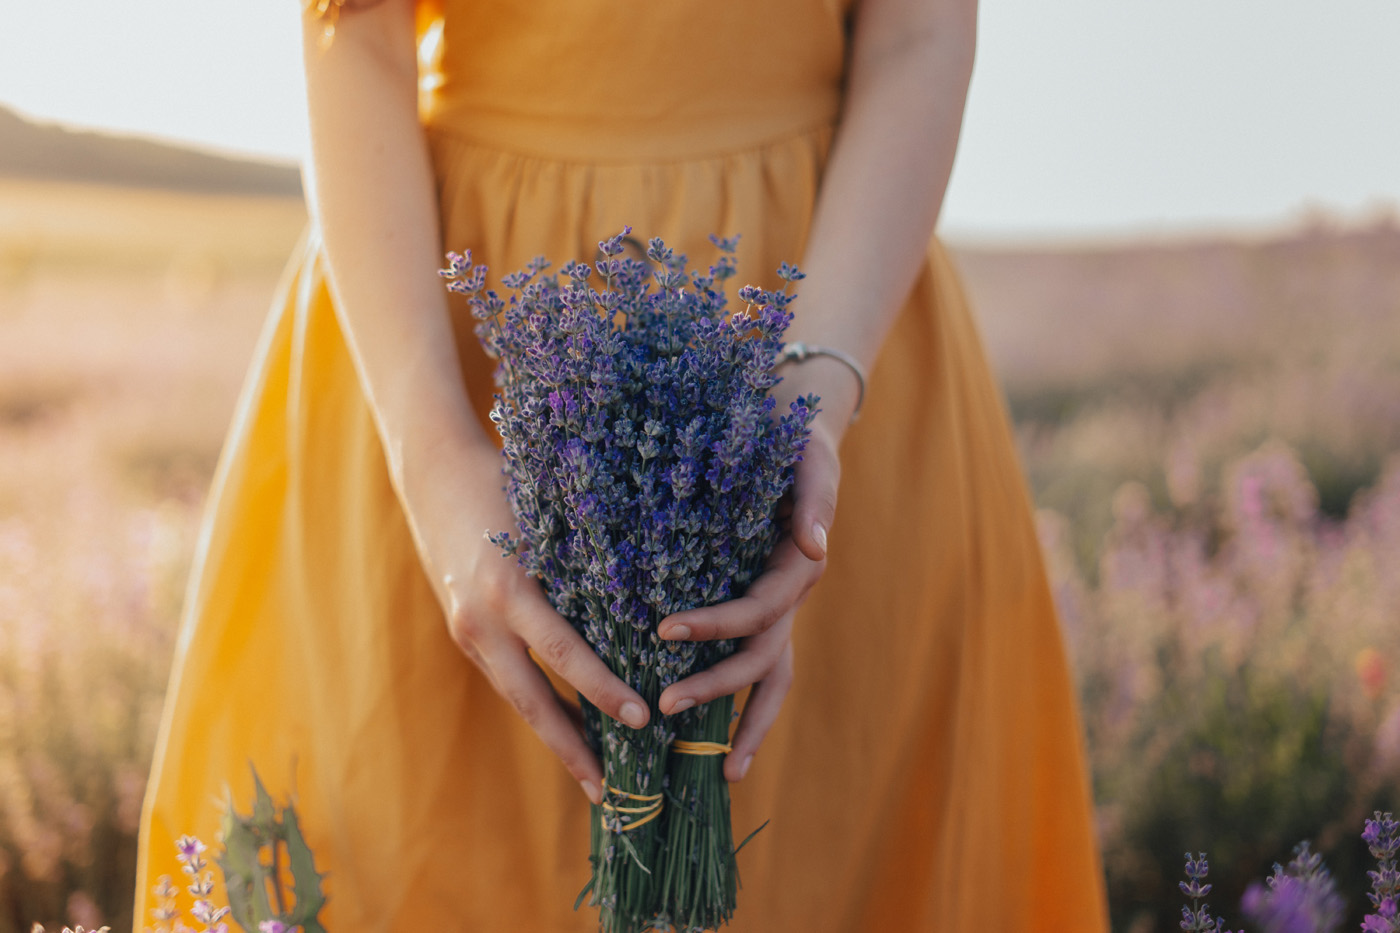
[[135, 0, 1108, 928]]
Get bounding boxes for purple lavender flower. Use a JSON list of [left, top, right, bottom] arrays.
[[189, 899, 230, 926], [1178, 853, 1240, 933], [1366, 814, 1400, 861], [1365, 813, 1400, 932], [174, 834, 206, 869], [1240, 842, 1343, 933], [154, 874, 179, 902], [186, 868, 215, 898], [1366, 903, 1400, 933]]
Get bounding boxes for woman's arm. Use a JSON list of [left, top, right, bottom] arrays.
[[657, 0, 978, 781], [300, 0, 647, 804]]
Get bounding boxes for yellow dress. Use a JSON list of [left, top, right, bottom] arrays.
[[135, 1, 1109, 929]]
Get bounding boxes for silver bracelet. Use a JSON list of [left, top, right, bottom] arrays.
[[774, 341, 867, 423]]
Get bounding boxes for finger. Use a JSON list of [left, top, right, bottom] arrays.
[[658, 611, 793, 713], [790, 432, 840, 562], [487, 640, 606, 804], [512, 591, 650, 731], [659, 538, 819, 642], [725, 640, 795, 782]]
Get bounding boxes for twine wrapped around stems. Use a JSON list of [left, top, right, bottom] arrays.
[[671, 740, 734, 756], [601, 787, 665, 833]]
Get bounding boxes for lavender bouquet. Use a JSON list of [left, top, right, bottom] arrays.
[[442, 229, 815, 933]]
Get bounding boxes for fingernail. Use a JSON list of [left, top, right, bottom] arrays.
[[812, 522, 828, 554], [669, 697, 695, 715], [737, 754, 754, 780], [664, 624, 691, 641], [620, 701, 647, 729], [582, 780, 601, 805]]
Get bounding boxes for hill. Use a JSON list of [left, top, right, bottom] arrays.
[[0, 105, 302, 197], [953, 216, 1400, 395]]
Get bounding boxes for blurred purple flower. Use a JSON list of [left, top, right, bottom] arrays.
[[1365, 813, 1400, 931], [189, 898, 229, 926], [174, 834, 205, 867], [1240, 842, 1343, 933]]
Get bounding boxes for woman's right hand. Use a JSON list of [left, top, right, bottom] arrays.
[[398, 436, 650, 806], [299, 0, 645, 807]]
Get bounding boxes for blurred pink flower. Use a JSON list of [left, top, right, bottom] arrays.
[[1358, 647, 1389, 701], [64, 891, 102, 932]]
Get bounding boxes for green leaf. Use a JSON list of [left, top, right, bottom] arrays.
[[614, 828, 653, 875], [251, 767, 278, 837], [573, 875, 596, 912], [218, 788, 274, 928], [733, 819, 769, 856], [282, 804, 329, 933], [215, 843, 257, 932]]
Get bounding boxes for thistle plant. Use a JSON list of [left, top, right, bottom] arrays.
[[216, 770, 327, 933], [442, 229, 815, 933]]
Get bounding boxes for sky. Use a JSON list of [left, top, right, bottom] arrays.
[[2, 0, 1397, 241]]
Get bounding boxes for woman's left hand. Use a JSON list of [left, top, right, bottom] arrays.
[[656, 355, 860, 782], [656, 0, 976, 786]]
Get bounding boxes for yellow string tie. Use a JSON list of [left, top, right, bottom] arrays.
[[670, 740, 733, 756], [600, 785, 664, 833]]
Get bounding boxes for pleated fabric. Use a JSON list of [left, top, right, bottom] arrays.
[[135, 1, 1108, 929]]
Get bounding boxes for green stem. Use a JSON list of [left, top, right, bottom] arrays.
[[657, 693, 740, 931]]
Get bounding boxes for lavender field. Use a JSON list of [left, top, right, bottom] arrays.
[[2, 176, 1398, 931], [0, 178, 303, 932], [964, 219, 1400, 930]]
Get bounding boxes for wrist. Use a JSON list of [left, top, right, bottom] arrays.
[[391, 401, 500, 513], [772, 354, 862, 445], [391, 414, 512, 596], [775, 341, 866, 424]]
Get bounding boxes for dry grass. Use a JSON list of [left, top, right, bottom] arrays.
[[0, 179, 303, 494]]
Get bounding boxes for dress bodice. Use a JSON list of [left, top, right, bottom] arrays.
[[422, 0, 852, 161]]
